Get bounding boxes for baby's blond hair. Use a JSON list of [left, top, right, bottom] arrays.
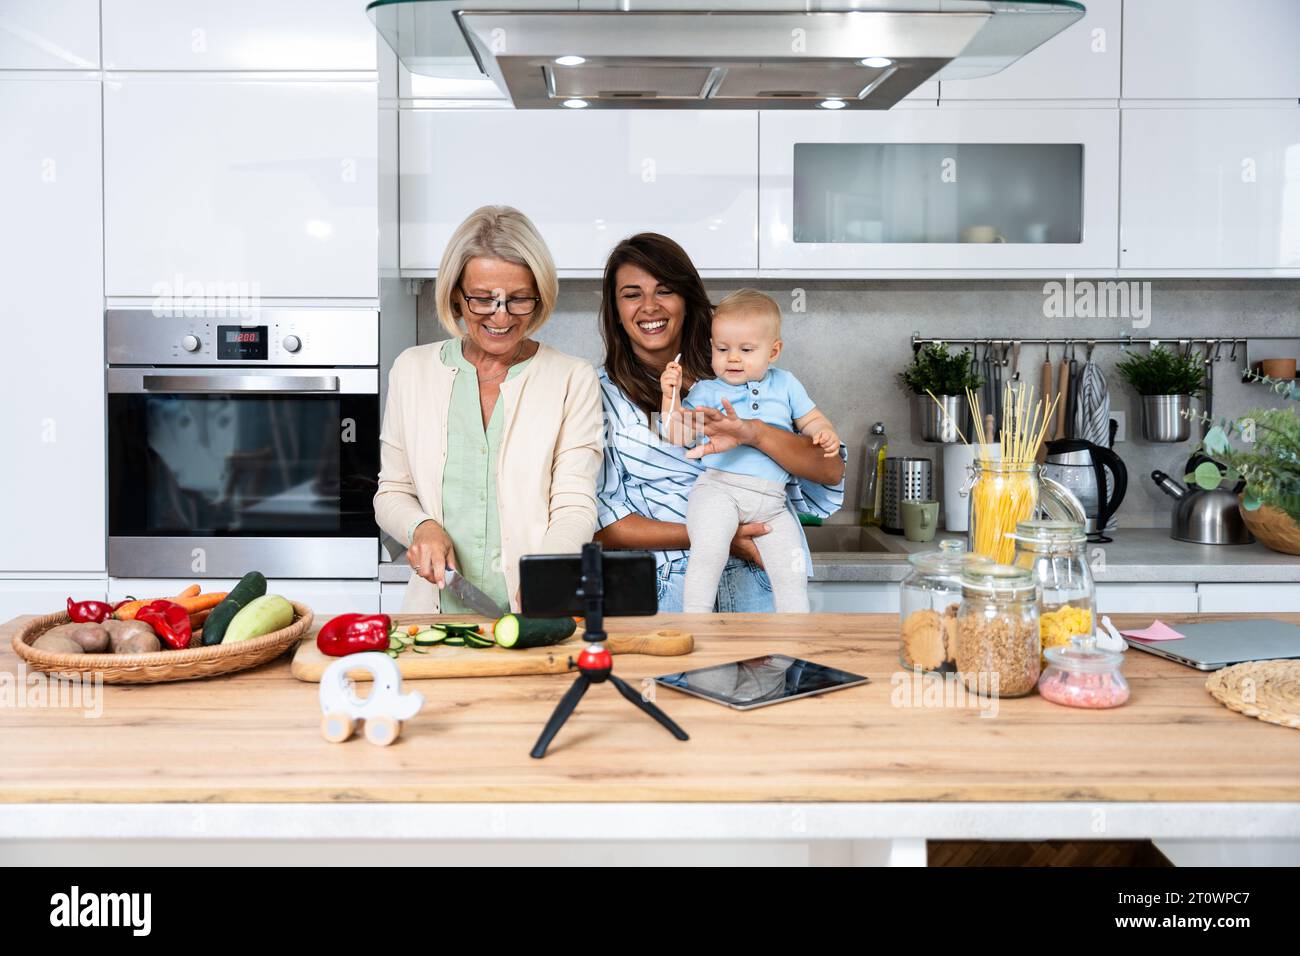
[[714, 288, 782, 337]]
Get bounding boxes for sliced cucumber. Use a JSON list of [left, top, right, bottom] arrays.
[[412, 629, 445, 646]]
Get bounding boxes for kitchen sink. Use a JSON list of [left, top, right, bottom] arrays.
[[800, 525, 908, 554]]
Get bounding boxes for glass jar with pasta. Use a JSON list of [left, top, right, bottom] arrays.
[[1011, 519, 1096, 666], [966, 459, 1039, 565]]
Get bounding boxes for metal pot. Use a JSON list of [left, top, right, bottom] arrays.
[[1141, 394, 1192, 443], [917, 393, 964, 443]]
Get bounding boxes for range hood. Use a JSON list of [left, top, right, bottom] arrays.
[[369, 1, 1085, 109]]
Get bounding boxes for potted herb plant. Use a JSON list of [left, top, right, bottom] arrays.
[[1195, 380, 1300, 555], [899, 343, 983, 443], [1114, 346, 1205, 442]]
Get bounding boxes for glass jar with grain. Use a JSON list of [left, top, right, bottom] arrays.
[[956, 564, 1041, 697], [899, 539, 991, 674], [1011, 519, 1096, 666]]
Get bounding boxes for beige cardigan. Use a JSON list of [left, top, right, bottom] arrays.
[[373, 341, 603, 612]]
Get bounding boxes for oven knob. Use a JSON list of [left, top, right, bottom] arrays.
[[181, 334, 201, 353], [282, 335, 302, 354]]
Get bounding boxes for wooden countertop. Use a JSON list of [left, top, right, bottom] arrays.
[[2, 612, 1299, 804]]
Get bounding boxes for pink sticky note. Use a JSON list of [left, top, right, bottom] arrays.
[[1119, 620, 1186, 642]]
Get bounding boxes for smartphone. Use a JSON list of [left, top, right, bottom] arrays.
[[519, 551, 658, 617]]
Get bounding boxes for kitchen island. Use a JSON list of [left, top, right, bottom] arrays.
[[2, 612, 1298, 866]]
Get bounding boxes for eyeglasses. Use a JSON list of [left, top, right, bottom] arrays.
[[458, 286, 542, 317]]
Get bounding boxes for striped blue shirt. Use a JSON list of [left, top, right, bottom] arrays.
[[596, 367, 846, 571]]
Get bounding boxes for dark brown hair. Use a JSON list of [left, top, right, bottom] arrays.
[[599, 233, 714, 422]]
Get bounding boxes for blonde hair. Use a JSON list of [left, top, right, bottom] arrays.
[[435, 205, 559, 338], [714, 288, 782, 337]]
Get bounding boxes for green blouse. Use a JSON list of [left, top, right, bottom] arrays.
[[438, 337, 532, 614]]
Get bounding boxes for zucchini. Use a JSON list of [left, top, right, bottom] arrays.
[[413, 629, 446, 646], [443, 636, 467, 646], [464, 633, 494, 648], [200, 571, 267, 646], [387, 637, 403, 651], [493, 614, 577, 649], [222, 594, 294, 644]]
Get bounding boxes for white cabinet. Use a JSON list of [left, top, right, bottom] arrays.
[[102, 0, 376, 71], [104, 76, 378, 298], [108, 579, 380, 616], [1197, 584, 1300, 613], [1094, 583, 1199, 614], [807, 582, 900, 613], [1123, 0, 1300, 100], [759, 108, 1119, 272], [941, 0, 1120, 101], [0, 80, 105, 573], [0, 579, 108, 626], [0, 0, 99, 69], [381, 583, 408, 613], [1120, 108, 1300, 272], [400, 110, 759, 274]]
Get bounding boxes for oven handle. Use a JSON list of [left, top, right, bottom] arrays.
[[142, 375, 340, 393]]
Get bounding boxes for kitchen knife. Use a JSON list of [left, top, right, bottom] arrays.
[[444, 569, 506, 618]]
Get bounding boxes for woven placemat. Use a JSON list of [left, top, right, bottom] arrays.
[[1205, 659, 1300, 730]]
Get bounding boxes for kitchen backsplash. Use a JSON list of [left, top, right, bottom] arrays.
[[417, 279, 1300, 529]]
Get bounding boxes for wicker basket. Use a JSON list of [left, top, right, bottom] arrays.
[[1238, 501, 1300, 556], [12, 601, 313, 684]]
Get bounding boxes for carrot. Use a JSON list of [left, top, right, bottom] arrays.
[[114, 600, 150, 621], [174, 584, 201, 599], [407, 624, 420, 636], [169, 592, 228, 614], [189, 608, 213, 629]]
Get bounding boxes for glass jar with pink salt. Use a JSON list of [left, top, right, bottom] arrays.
[[1037, 634, 1130, 708]]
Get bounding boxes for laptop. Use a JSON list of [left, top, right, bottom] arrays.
[[1125, 618, 1300, 671]]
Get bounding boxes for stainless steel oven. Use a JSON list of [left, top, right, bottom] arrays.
[[107, 309, 380, 579]]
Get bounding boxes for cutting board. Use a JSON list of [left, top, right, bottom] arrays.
[[290, 615, 694, 682]]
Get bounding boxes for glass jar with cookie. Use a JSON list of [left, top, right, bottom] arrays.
[[899, 539, 991, 674]]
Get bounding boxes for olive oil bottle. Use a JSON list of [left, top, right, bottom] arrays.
[[859, 422, 888, 527]]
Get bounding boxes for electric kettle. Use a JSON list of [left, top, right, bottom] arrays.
[[1041, 438, 1129, 541]]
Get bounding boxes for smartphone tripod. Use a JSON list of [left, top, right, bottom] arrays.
[[530, 543, 689, 759]]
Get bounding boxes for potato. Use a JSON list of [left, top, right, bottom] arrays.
[[103, 619, 158, 653], [113, 631, 162, 655], [40, 622, 110, 653], [31, 633, 85, 655]]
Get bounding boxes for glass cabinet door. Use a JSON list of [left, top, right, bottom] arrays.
[[760, 108, 1119, 272]]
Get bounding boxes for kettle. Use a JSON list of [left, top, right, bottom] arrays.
[[1150, 454, 1254, 546], [1042, 438, 1129, 541]]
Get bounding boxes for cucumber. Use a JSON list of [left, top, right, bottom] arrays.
[[494, 614, 577, 649], [443, 636, 467, 646], [464, 633, 494, 648], [413, 629, 446, 646], [221, 594, 294, 644], [388, 636, 403, 651], [200, 571, 267, 646]]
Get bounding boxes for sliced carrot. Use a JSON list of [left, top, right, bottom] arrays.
[[407, 625, 420, 636], [174, 584, 201, 599]]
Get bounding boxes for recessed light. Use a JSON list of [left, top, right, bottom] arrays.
[[562, 98, 589, 109], [819, 98, 848, 110], [555, 55, 586, 67], [859, 56, 894, 69]]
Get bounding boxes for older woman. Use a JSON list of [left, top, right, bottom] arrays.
[[374, 206, 602, 612], [595, 233, 846, 611]]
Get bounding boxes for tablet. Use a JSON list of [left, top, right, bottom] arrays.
[[653, 654, 869, 710]]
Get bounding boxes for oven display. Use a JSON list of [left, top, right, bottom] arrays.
[[217, 325, 268, 361]]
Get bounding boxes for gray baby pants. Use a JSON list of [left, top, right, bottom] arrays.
[[682, 469, 810, 613]]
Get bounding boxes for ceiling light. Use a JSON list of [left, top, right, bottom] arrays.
[[819, 98, 848, 110], [555, 55, 586, 66], [859, 56, 894, 69], [562, 98, 589, 109]]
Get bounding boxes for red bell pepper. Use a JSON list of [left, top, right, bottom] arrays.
[[136, 599, 192, 650], [317, 613, 392, 657], [67, 597, 114, 624]]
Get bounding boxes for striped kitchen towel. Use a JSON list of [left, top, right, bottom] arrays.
[[1073, 360, 1111, 448]]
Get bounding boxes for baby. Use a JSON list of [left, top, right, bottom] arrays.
[[660, 289, 839, 613]]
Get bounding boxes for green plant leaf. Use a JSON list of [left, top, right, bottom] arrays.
[[1192, 460, 1223, 491], [1203, 425, 1230, 455]]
